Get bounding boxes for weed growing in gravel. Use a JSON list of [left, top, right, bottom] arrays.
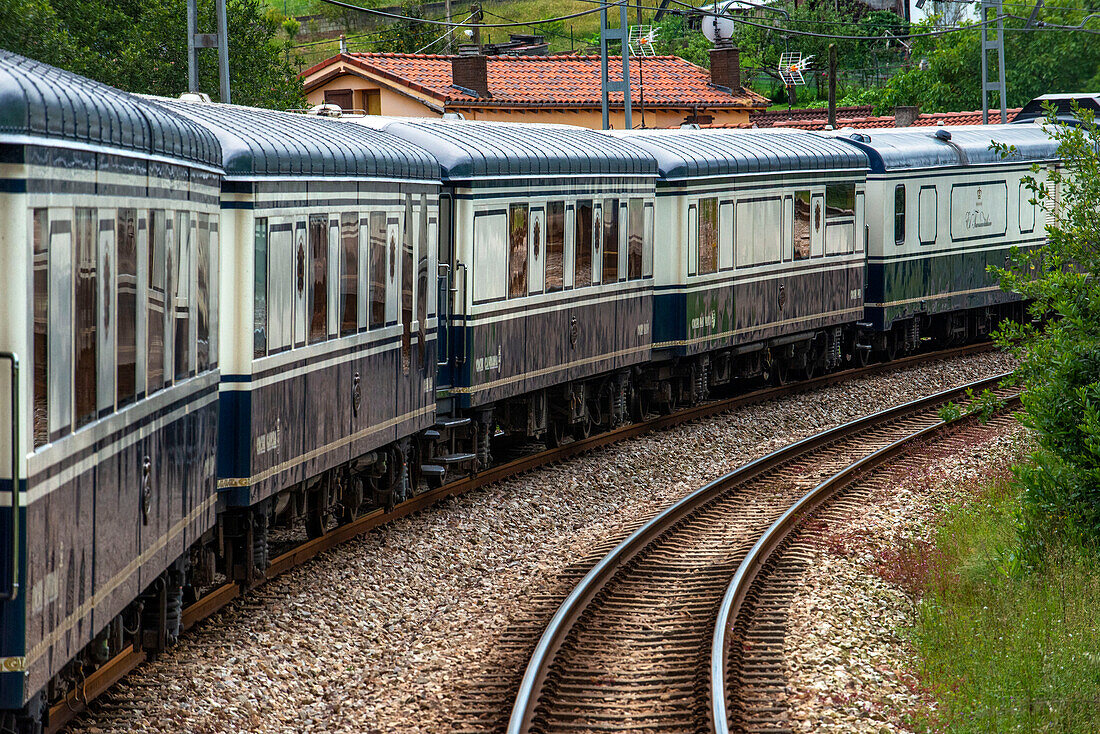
[[912, 470, 1100, 733]]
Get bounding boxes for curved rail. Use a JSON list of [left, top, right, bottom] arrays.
[[708, 387, 1022, 733], [507, 371, 1012, 734]]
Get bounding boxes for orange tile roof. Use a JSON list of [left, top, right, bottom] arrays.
[[708, 107, 1023, 130], [302, 53, 769, 110]]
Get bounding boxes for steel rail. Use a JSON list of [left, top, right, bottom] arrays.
[[506, 371, 1012, 734], [709, 386, 1021, 734], [45, 342, 995, 732]]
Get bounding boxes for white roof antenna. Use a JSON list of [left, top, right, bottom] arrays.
[[628, 25, 659, 57], [778, 51, 813, 87]]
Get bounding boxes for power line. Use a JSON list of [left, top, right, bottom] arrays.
[[415, 12, 477, 53], [307, 0, 625, 28]]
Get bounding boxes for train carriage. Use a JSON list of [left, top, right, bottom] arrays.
[[150, 98, 442, 581], [615, 129, 870, 400], [833, 124, 1059, 356], [0, 52, 223, 728], [358, 119, 658, 453]]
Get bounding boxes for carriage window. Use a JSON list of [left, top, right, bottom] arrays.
[[1019, 181, 1035, 233], [340, 212, 358, 337], [546, 201, 565, 292], [308, 214, 328, 344], [575, 200, 592, 287], [369, 212, 386, 328], [148, 210, 166, 391], [416, 199, 429, 347], [643, 203, 654, 278], [825, 184, 856, 255], [74, 208, 97, 428], [602, 199, 619, 284], [196, 214, 210, 372], [32, 209, 48, 447], [628, 199, 644, 280], [174, 211, 191, 381], [509, 204, 529, 298], [794, 191, 811, 260], [894, 185, 906, 245], [117, 208, 138, 405], [698, 197, 718, 275], [254, 218, 268, 356]]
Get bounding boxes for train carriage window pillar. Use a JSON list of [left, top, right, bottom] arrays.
[[369, 212, 387, 329], [894, 184, 906, 246], [117, 208, 138, 405], [174, 211, 192, 381], [74, 207, 97, 428], [148, 210, 167, 392]]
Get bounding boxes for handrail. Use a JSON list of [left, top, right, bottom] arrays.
[[709, 384, 1020, 734], [506, 372, 1009, 734], [0, 352, 20, 602]]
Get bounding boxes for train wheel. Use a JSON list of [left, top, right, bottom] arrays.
[[547, 417, 568, 448], [803, 355, 819, 381], [885, 332, 899, 362], [572, 417, 592, 441], [631, 389, 650, 423], [771, 359, 789, 387]]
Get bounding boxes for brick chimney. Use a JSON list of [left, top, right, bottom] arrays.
[[894, 105, 920, 127], [452, 45, 491, 99], [709, 44, 741, 92]]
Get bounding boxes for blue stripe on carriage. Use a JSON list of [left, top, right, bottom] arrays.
[[0, 178, 27, 193], [217, 391, 252, 487]]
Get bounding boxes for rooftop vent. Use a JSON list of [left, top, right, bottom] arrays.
[[308, 103, 343, 117], [179, 92, 211, 103], [934, 128, 952, 141]]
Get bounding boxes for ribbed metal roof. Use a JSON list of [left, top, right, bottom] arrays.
[[0, 50, 220, 167], [150, 99, 439, 179], [830, 124, 1059, 173], [360, 118, 657, 180], [613, 129, 868, 180]]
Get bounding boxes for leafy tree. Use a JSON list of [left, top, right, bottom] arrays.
[[867, 0, 1100, 114], [0, 0, 303, 110], [992, 105, 1100, 557]]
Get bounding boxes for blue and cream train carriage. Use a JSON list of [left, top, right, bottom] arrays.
[[616, 129, 870, 400], [358, 119, 658, 451], [151, 98, 444, 579], [0, 52, 222, 728], [834, 124, 1059, 356]]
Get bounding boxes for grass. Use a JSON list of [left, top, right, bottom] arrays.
[[911, 468, 1100, 733]]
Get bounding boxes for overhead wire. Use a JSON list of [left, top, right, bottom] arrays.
[[306, 0, 627, 28]]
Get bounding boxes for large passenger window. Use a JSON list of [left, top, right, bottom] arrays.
[[698, 197, 718, 275], [369, 212, 387, 328], [602, 198, 619, 284], [825, 184, 856, 255], [32, 209, 47, 447], [174, 211, 191, 380], [117, 208, 138, 405], [308, 213, 328, 344], [254, 218, 268, 357], [148, 210, 166, 391], [196, 214, 211, 371], [473, 211, 507, 303], [509, 204, 529, 298], [574, 200, 593, 287], [74, 208, 97, 428], [627, 199, 643, 280], [546, 201, 565, 292], [340, 212, 358, 336], [794, 190, 811, 260], [894, 185, 906, 245]]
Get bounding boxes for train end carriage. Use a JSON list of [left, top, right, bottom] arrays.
[[614, 129, 870, 402], [149, 99, 442, 583], [361, 118, 659, 455], [832, 124, 1059, 357], [0, 52, 223, 730]]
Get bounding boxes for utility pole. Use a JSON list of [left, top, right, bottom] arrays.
[[186, 0, 231, 103], [828, 44, 837, 128], [979, 0, 1007, 123], [600, 1, 632, 130], [445, 0, 453, 52], [471, 4, 482, 49]]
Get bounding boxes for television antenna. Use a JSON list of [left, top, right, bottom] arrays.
[[778, 51, 813, 86], [628, 25, 658, 56]]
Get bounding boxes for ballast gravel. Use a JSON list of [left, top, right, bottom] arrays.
[[782, 419, 1030, 733], [70, 351, 1016, 733]]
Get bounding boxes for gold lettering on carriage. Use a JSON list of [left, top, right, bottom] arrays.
[[690, 310, 717, 331], [476, 345, 503, 373]]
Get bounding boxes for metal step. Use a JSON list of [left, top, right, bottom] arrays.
[[437, 452, 477, 465], [422, 429, 441, 440], [436, 417, 472, 429], [420, 464, 446, 477]]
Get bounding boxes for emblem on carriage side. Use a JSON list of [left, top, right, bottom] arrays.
[[570, 316, 579, 349], [296, 237, 305, 294], [778, 283, 787, 309], [594, 214, 601, 250], [533, 219, 541, 259], [352, 372, 362, 416]]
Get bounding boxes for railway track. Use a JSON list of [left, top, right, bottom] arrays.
[[506, 372, 1018, 734], [49, 342, 995, 732]]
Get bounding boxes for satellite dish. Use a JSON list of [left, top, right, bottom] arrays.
[[700, 3, 736, 44]]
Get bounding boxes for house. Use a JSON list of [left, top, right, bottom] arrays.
[[300, 48, 769, 129]]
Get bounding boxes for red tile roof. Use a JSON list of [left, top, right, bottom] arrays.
[[302, 53, 769, 110], [708, 106, 1023, 130]]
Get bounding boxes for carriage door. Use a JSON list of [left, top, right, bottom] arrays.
[[293, 219, 307, 348]]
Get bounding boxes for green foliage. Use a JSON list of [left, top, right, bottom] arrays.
[[990, 105, 1100, 553], [938, 389, 1007, 424], [939, 401, 964, 423], [913, 471, 1100, 732], [865, 0, 1100, 114], [360, 1, 441, 54], [0, 0, 304, 110]]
